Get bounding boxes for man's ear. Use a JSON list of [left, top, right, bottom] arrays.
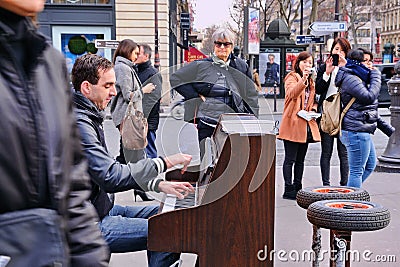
[[80, 81, 91, 97]]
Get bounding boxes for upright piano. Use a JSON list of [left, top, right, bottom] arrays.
[[148, 114, 276, 266]]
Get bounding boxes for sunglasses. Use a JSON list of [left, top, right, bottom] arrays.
[[214, 41, 233, 48]]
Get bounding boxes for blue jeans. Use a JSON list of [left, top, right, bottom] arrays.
[[99, 205, 179, 267], [340, 130, 376, 188], [146, 130, 157, 158]]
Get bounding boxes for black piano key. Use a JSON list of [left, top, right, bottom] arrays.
[[174, 193, 196, 209]]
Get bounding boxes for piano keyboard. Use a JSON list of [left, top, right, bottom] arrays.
[[160, 184, 198, 213]]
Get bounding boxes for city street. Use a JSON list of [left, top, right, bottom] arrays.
[[106, 97, 399, 266]]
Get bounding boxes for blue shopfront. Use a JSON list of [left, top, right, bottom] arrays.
[[39, 0, 116, 72]]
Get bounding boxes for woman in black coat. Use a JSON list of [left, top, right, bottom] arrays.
[[315, 37, 351, 186]]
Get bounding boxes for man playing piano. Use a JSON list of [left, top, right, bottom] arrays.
[[71, 54, 194, 267]]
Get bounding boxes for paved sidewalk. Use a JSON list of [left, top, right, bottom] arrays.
[[109, 166, 399, 266], [109, 96, 399, 266]]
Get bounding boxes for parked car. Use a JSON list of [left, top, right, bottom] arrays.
[[374, 63, 395, 108]]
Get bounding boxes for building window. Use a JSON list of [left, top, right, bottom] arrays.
[[357, 29, 370, 38], [48, 0, 110, 4]]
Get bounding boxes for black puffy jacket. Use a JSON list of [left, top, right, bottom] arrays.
[[335, 67, 381, 133], [0, 10, 108, 266], [170, 54, 259, 124]]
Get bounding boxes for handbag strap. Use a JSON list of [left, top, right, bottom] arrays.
[[341, 97, 356, 117], [338, 96, 356, 134], [337, 85, 356, 122], [128, 93, 138, 111]]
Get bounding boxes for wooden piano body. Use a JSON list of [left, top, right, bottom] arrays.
[[148, 114, 276, 266]]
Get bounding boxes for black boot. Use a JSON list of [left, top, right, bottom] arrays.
[[282, 185, 297, 200], [294, 183, 303, 193]]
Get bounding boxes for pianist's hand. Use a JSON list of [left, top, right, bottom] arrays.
[[164, 153, 192, 174], [158, 181, 195, 199]]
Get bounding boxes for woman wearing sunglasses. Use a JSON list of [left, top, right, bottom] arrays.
[[170, 28, 259, 154]]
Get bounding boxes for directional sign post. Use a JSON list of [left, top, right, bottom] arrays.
[[296, 35, 325, 45], [95, 40, 120, 49], [309, 21, 347, 36]]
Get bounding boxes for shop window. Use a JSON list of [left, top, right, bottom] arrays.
[[52, 26, 112, 73]]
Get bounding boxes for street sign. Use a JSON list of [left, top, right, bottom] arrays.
[[95, 40, 120, 49], [309, 21, 347, 34], [182, 28, 189, 48], [180, 13, 190, 29], [309, 30, 333, 37], [296, 35, 325, 45]]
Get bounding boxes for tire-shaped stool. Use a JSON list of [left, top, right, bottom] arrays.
[[296, 186, 370, 210], [307, 199, 390, 231], [296, 187, 370, 267], [308, 200, 390, 267]]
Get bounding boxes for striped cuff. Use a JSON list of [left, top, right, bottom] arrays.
[[147, 178, 164, 193], [152, 157, 167, 174]]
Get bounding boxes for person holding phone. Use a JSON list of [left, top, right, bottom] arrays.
[[278, 51, 321, 200], [315, 37, 351, 187]]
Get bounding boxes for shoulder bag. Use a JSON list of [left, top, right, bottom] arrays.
[[320, 92, 356, 136], [120, 98, 148, 150]]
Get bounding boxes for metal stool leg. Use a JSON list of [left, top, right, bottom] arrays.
[[330, 230, 352, 267], [312, 224, 322, 267]]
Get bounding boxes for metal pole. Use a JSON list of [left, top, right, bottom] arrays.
[[312, 225, 322, 267], [300, 0, 303, 35], [273, 81, 277, 112], [154, 0, 160, 69], [376, 62, 400, 172], [264, 1, 267, 39], [319, 44, 323, 67], [334, 0, 340, 39]]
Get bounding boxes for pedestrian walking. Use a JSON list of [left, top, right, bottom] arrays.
[[253, 68, 262, 92], [133, 42, 163, 201], [109, 39, 155, 164], [135, 43, 162, 159]]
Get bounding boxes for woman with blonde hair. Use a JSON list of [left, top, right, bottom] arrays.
[[278, 51, 321, 199]]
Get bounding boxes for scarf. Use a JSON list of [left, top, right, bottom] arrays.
[[345, 59, 371, 83], [211, 53, 230, 70]]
